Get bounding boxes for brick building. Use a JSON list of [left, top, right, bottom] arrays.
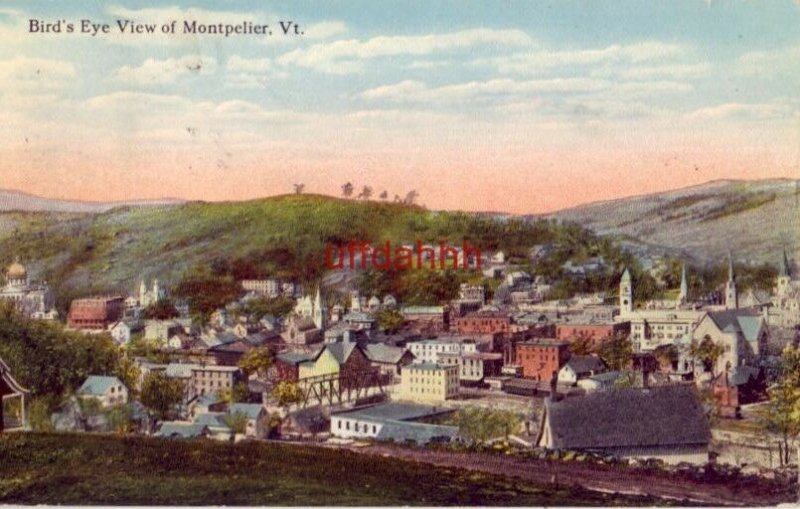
[[516, 339, 570, 382], [67, 296, 125, 330], [452, 310, 512, 334], [555, 321, 630, 349]]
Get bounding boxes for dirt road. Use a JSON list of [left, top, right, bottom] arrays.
[[324, 442, 794, 506]]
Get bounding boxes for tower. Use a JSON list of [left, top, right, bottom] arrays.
[[139, 280, 147, 305], [777, 248, 792, 297], [725, 254, 738, 310], [152, 279, 161, 303], [619, 268, 633, 316], [678, 264, 688, 305], [313, 286, 325, 329]]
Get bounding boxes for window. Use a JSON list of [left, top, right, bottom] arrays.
[[346, 421, 350, 430], [338, 420, 342, 429]]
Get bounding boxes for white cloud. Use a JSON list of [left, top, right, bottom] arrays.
[[361, 77, 609, 103], [278, 28, 533, 73], [738, 46, 800, 75], [0, 57, 76, 91], [616, 63, 711, 80], [478, 41, 690, 74], [115, 55, 217, 85], [684, 101, 798, 121]]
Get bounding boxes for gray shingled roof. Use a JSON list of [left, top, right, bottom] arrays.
[[563, 355, 606, 375], [545, 384, 710, 450], [326, 341, 359, 364], [363, 344, 409, 364], [376, 420, 460, 444], [706, 309, 763, 343]]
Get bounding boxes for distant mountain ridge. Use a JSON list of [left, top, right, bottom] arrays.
[[0, 189, 184, 213], [541, 178, 800, 264]]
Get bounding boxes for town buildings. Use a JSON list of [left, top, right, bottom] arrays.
[[76, 376, 129, 408], [396, 363, 459, 403], [538, 384, 711, 465], [516, 340, 570, 382], [330, 402, 459, 445], [0, 259, 56, 319], [67, 296, 125, 330]]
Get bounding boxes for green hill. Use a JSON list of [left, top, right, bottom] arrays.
[[0, 194, 648, 313], [544, 179, 800, 264], [0, 433, 668, 505]]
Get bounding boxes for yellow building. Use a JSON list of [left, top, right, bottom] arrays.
[[298, 347, 340, 380], [396, 363, 458, 403]]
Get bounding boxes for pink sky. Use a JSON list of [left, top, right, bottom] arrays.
[[2, 140, 796, 214]]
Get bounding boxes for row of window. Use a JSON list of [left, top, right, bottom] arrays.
[[337, 419, 378, 434]]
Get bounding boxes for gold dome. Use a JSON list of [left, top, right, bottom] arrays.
[[6, 260, 27, 279]]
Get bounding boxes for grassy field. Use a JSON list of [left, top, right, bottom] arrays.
[[0, 433, 673, 506]]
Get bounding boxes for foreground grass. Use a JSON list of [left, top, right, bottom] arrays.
[[0, 433, 673, 506]]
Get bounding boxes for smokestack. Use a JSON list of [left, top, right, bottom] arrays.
[[549, 371, 560, 402]]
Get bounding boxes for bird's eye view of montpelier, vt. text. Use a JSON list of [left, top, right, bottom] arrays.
[[0, 1, 799, 507]]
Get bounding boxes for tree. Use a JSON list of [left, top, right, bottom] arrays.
[[238, 347, 273, 379], [613, 371, 637, 389], [224, 411, 249, 435], [106, 404, 133, 434], [27, 397, 55, 432], [568, 336, 595, 356], [357, 186, 373, 200], [220, 381, 251, 404], [141, 299, 179, 320], [691, 336, 725, 374], [241, 296, 294, 322], [293, 183, 305, 194], [762, 345, 800, 465], [450, 408, 522, 443], [140, 372, 184, 421], [653, 344, 679, 371], [273, 381, 303, 408], [403, 190, 419, 205], [379, 190, 388, 200], [598, 333, 632, 371], [376, 308, 404, 334], [341, 182, 354, 198]]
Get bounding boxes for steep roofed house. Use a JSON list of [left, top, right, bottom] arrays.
[[538, 384, 711, 465], [282, 314, 323, 345], [363, 343, 415, 381], [693, 309, 768, 378], [77, 375, 129, 408], [558, 355, 607, 385]]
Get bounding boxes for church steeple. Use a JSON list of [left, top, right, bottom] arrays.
[[619, 268, 632, 316], [725, 253, 738, 309], [781, 248, 792, 278], [678, 264, 688, 305], [313, 286, 325, 329]]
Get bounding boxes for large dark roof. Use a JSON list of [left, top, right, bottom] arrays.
[[705, 309, 762, 342], [545, 384, 710, 450]]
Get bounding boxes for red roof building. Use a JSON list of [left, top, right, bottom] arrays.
[[67, 296, 125, 330]]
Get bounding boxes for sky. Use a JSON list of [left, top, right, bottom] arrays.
[[1, 0, 798, 213]]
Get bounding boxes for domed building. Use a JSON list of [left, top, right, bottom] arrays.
[[0, 258, 57, 319]]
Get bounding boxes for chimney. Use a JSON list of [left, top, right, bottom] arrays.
[[549, 371, 561, 402]]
